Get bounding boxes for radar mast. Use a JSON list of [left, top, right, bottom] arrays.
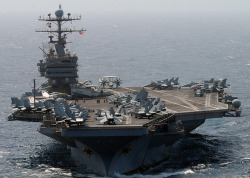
[[36, 5, 85, 93]]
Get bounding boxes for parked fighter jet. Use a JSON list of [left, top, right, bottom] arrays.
[[216, 78, 230, 91], [11, 97, 32, 111], [22, 98, 31, 110], [170, 77, 179, 85], [145, 77, 179, 90], [182, 81, 198, 88], [145, 79, 172, 89], [152, 97, 160, 105], [11, 97, 19, 108], [115, 105, 127, 116], [202, 78, 215, 83], [44, 100, 54, 109], [107, 88, 167, 119], [54, 101, 68, 120], [183, 78, 229, 93], [109, 88, 148, 105], [98, 107, 124, 124], [70, 104, 89, 120], [99, 112, 123, 124], [133, 100, 166, 118]]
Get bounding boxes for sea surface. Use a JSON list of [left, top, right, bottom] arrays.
[[0, 11, 249, 177]]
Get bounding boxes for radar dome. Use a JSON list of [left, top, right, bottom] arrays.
[[232, 99, 241, 109], [52, 80, 57, 85], [55, 5, 64, 18]]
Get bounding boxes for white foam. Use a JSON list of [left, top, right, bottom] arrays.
[[220, 161, 234, 166], [0, 150, 10, 158], [61, 172, 72, 176], [243, 158, 250, 160], [225, 121, 237, 126], [0, 151, 10, 154], [160, 169, 195, 177], [48, 167, 62, 172], [37, 164, 49, 168], [44, 169, 51, 173], [114, 169, 194, 178]]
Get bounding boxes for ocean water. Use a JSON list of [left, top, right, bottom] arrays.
[[0, 11, 249, 177]]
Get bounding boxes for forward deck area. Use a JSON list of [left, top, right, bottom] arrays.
[[75, 87, 228, 128]]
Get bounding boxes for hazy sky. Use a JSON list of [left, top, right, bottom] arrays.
[[1, 0, 250, 14]]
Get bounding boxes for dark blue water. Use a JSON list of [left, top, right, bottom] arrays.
[[0, 11, 249, 177]]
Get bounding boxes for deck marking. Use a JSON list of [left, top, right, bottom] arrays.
[[205, 94, 211, 107], [163, 99, 197, 111], [175, 96, 199, 110], [122, 87, 137, 92], [126, 116, 132, 124], [183, 95, 226, 110], [185, 98, 219, 110], [145, 87, 175, 97], [146, 90, 197, 111], [146, 88, 207, 111]]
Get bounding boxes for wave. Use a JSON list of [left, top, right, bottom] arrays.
[[114, 169, 194, 178]]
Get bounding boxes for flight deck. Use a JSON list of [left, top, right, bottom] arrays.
[[76, 87, 228, 128]]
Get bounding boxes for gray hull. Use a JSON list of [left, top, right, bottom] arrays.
[[70, 132, 183, 176], [38, 109, 225, 176], [38, 116, 215, 176]]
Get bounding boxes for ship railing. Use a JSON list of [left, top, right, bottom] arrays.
[[143, 113, 176, 127], [47, 56, 78, 61], [46, 68, 78, 73], [42, 114, 57, 127], [45, 73, 78, 78], [143, 113, 185, 133], [46, 63, 78, 68], [12, 112, 44, 122]]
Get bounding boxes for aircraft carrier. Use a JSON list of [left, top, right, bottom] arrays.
[[9, 6, 242, 176]]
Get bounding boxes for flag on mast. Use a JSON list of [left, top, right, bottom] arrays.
[[46, 22, 51, 28]]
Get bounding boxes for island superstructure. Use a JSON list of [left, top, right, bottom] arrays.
[[36, 5, 84, 93], [8, 6, 242, 177]]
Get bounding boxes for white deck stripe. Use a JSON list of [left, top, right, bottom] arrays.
[[147, 87, 199, 112], [175, 96, 199, 110], [126, 116, 132, 124], [146, 88, 197, 111], [122, 87, 137, 92], [205, 94, 211, 107]]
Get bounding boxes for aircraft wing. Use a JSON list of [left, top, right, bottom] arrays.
[[100, 116, 108, 123]]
